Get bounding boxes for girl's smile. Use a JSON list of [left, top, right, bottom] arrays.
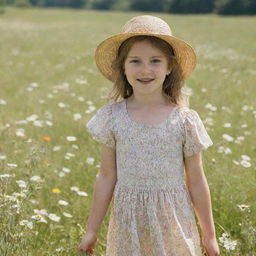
[[124, 40, 171, 94]]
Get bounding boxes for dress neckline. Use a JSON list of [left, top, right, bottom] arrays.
[[123, 99, 179, 128]]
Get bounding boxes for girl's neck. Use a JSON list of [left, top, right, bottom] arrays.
[[127, 93, 171, 108]]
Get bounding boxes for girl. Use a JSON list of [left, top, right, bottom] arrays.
[[79, 15, 220, 256]]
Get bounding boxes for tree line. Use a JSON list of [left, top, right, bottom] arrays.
[[6, 0, 256, 15]]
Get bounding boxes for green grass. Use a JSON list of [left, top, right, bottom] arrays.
[[0, 7, 256, 255]]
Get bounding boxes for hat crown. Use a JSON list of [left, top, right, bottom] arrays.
[[121, 15, 172, 36]]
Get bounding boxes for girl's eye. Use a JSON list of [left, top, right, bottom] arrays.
[[130, 59, 139, 63], [151, 59, 161, 63]]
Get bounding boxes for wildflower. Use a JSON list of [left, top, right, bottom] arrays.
[[45, 120, 53, 126], [58, 172, 65, 177], [75, 77, 87, 84], [7, 163, 18, 168], [43, 136, 51, 142], [0, 99, 7, 105], [72, 144, 79, 150], [77, 191, 88, 197], [232, 160, 240, 165], [30, 82, 39, 88], [241, 155, 251, 161], [86, 157, 95, 165], [222, 134, 234, 142], [234, 136, 245, 144], [205, 103, 217, 112], [0, 174, 16, 178], [224, 240, 237, 251], [58, 200, 69, 206], [4, 194, 18, 202], [58, 102, 66, 108], [66, 136, 77, 142], [52, 188, 61, 194], [78, 96, 85, 102], [33, 120, 43, 127], [29, 199, 39, 204], [217, 146, 232, 154], [16, 180, 27, 188], [221, 106, 231, 112], [63, 212, 73, 218], [242, 105, 249, 111], [30, 175, 43, 183], [0, 153, 7, 160], [219, 232, 237, 251], [237, 204, 250, 211], [56, 247, 64, 252], [70, 186, 79, 192], [65, 152, 75, 159], [31, 214, 48, 223], [53, 146, 61, 151], [73, 113, 82, 121], [11, 192, 26, 199], [204, 117, 214, 126], [85, 105, 96, 114], [34, 209, 48, 216], [26, 114, 38, 122], [19, 220, 33, 229], [48, 213, 61, 222], [62, 167, 71, 173], [223, 123, 231, 127], [16, 128, 25, 137], [240, 160, 251, 168]]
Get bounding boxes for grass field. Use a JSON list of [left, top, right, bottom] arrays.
[[0, 7, 256, 256]]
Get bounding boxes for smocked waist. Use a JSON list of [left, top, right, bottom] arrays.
[[116, 174, 185, 192]]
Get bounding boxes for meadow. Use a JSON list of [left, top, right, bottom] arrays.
[[0, 7, 255, 256]]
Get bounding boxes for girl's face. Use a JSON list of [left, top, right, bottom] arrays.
[[124, 40, 171, 97]]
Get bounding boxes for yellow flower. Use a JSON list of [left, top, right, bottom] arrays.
[[43, 161, 49, 166], [52, 188, 61, 194], [43, 136, 51, 142]]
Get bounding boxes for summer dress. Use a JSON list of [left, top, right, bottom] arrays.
[[86, 99, 213, 256]]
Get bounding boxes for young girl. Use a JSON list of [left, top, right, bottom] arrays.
[[79, 15, 220, 256]]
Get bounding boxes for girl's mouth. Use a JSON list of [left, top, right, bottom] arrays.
[[137, 79, 155, 85]]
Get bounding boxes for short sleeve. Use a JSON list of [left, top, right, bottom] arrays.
[[181, 108, 213, 157], [86, 104, 116, 150]]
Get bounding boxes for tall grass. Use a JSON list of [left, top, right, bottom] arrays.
[[0, 7, 255, 255]]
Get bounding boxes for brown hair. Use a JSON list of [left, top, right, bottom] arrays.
[[105, 36, 186, 106]]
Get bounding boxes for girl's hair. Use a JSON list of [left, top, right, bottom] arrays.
[[105, 35, 189, 107]]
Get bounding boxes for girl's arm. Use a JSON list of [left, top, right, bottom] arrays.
[[79, 145, 117, 254], [184, 153, 220, 255], [85, 145, 117, 234]]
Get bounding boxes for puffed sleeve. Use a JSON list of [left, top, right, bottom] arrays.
[[181, 108, 213, 157], [86, 104, 116, 150]]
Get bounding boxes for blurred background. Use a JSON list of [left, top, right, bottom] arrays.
[[1, 0, 256, 15]]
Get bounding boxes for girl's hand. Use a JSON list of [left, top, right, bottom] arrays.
[[202, 236, 220, 256], [78, 231, 98, 255]]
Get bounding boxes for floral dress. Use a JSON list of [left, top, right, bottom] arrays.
[[86, 99, 213, 256]]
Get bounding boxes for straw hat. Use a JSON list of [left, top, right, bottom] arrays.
[[95, 15, 196, 82]]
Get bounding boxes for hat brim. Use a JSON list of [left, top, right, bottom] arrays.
[[95, 33, 197, 82]]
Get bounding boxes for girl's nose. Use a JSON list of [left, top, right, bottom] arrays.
[[140, 63, 152, 74]]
